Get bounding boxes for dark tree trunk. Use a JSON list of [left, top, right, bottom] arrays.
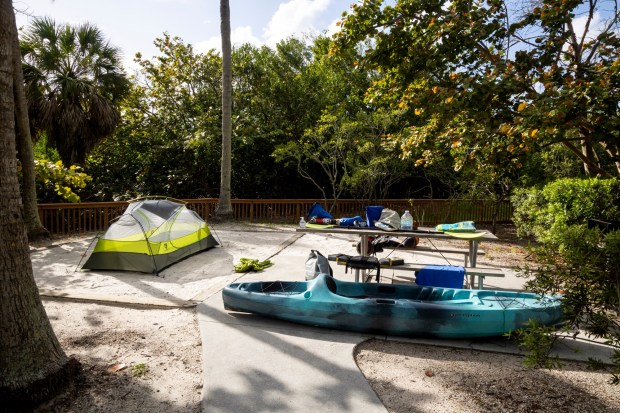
[[10, 9, 49, 242], [0, 0, 77, 408], [216, 0, 234, 220]]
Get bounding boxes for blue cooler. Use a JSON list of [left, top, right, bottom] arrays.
[[415, 265, 465, 288]]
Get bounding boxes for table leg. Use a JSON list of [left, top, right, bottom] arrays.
[[468, 240, 479, 288], [469, 240, 479, 267], [355, 234, 370, 283]]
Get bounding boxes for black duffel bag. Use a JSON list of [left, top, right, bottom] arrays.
[[343, 256, 381, 282]]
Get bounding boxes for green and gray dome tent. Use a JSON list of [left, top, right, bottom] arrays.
[[82, 198, 218, 274]]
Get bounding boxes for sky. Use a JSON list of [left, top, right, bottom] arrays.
[[14, 0, 355, 69]]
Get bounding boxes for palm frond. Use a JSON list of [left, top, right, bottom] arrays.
[[21, 17, 129, 164]]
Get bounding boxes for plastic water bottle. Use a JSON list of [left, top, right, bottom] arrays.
[[400, 210, 413, 231], [299, 217, 306, 228]]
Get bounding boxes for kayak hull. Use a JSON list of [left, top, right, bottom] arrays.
[[222, 274, 563, 338]]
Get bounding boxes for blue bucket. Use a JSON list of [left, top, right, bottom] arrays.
[[365, 206, 384, 228]]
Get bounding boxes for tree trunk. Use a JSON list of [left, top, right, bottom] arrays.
[[215, 0, 234, 221], [581, 137, 596, 177], [0, 1, 77, 408], [11, 10, 49, 242]]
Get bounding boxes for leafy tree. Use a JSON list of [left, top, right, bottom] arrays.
[[0, 1, 76, 407], [343, 109, 412, 201], [275, 107, 410, 208], [333, 0, 620, 179], [21, 17, 129, 165], [88, 36, 351, 201], [87, 35, 223, 200], [274, 111, 356, 207], [272, 36, 418, 206], [232, 39, 332, 198], [87, 33, 421, 202]]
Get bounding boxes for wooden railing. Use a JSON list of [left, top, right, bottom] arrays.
[[37, 198, 513, 237]]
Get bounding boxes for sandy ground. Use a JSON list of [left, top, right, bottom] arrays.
[[356, 339, 620, 413], [31, 224, 620, 412], [41, 301, 203, 412]]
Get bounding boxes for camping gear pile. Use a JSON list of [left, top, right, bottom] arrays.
[[306, 202, 479, 234], [305, 203, 412, 230], [82, 197, 218, 274]]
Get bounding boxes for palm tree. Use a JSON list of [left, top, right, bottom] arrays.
[[20, 17, 129, 165], [216, 0, 234, 220]]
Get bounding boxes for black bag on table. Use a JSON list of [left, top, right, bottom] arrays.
[[343, 256, 381, 282]]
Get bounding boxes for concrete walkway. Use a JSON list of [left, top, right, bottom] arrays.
[[196, 230, 387, 413]]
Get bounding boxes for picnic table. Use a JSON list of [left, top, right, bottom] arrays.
[[296, 226, 502, 288]]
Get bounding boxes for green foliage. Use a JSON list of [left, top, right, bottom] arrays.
[[333, 0, 620, 178], [513, 178, 620, 381], [33, 160, 92, 203], [612, 352, 620, 385], [512, 178, 620, 243], [507, 320, 562, 369], [87, 34, 223, 200], [32, 133, 60, 162], [272, 37, 418, 203], [88, 35, 356, 200], [130, 363, 148, 377]]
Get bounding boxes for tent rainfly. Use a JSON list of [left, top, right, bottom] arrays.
[[82, 198, 218, 274]]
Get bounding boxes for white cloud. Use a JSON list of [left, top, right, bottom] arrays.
[[572, 11, 604, 42], [324, 16, 342, 37], [263, 0, 331, 46], [231, 26, 263, 47], [195, 25, 262, 53], [194, 0, 337, 53]]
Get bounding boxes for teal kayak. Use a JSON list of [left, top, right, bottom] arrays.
[[222, 274, 563, 338]]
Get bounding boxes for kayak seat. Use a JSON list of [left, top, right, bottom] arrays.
[[325, 275, 338, 294], [325, 276, 372, 299]]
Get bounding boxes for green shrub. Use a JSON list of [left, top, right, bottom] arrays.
[[512, 178, 620, 244], [513, 178, 620, 382]]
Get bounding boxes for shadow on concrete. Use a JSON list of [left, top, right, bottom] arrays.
[[198, 299, 387, 413]]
